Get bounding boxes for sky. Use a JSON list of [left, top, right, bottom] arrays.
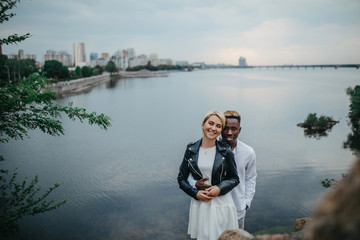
[[2, 0, 360, 65]]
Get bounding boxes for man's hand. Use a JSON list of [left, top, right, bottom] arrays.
[[195, 178, 212, 190], [196, 190, 214, 202]]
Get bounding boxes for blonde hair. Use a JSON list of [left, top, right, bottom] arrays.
[[202, 110, 226, 129], [224, 110, 241, 124]]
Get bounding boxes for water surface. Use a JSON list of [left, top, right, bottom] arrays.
[[1, 68, 358, 239]]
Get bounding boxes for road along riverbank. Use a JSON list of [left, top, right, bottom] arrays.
[[45, 70, 168, 97]]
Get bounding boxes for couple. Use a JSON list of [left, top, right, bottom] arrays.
[[177, 110, 257, 240]]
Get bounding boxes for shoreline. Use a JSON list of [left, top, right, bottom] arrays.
[[45, 70, 168, 98]]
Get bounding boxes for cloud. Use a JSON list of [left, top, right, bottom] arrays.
[[2, 0, 360, 65]]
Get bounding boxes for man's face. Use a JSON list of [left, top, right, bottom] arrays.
[[222, 118, 241, 145]]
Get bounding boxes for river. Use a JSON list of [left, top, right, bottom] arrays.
[[1, 68, 359, 239]]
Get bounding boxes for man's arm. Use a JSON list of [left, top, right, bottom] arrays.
[[245, 150, 257, 209], [188, 174, 211, 190]]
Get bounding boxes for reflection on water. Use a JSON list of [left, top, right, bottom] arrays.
[[303, 128, 332, 139], [1, 69, 359, 239]]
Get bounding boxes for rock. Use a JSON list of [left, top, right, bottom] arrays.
[[294, 218, 311, 231], [217, 229, 255, 240], [304, 157, 360, 240], [254, 234, 290, 240]]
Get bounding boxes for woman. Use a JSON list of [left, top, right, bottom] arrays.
[[178, 110, 239, 240]]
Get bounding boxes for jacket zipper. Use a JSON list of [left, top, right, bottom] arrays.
[[187, 159, 202, 179], [220, 164, 224, 182]]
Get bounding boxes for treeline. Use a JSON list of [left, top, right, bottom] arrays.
[[344, 86, 360, 154], [126, 61, 193, 72], [0, 56, 117, 83]]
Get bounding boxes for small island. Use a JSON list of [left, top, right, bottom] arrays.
[[297, 113, 339, 130], [297, 113, 339, 139]]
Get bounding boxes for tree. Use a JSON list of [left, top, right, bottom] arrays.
[[93, 65, 103, 75], [81, 66, 92, 78], [0, 0, 30, 46], [42, 60, 69, 80], [5, 58, 38, 82], [0, 54, 9, 83], [105, 60, 117, 75], [344, 86, 360, 155], [0, 0, 111, 235], [73, 66, 82, 78]]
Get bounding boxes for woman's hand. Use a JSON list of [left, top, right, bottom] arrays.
[[196, 190, 214, 202], [206, 185, 221, 197]]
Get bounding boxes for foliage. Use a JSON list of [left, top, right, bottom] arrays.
[[302, 113, 336, 129], [42, 60, 69, 80], [321, 174, 347, 188], [5, 58, 38, 81], [0, 54, 9, 82], [73, 66, 82, 78], [321, 178, 337, 188], [126, 63, 188, 72], [93, 65, 103, 75], [0, 0, 30, 45], [105, 60, 117, 75], [81, 66, 92, 78], [0, 156, 67, 235], [0, 0, 111, 235], [344, 86, 360, 155], [346, 86, 360, 129], [0, 73, 111, 143]]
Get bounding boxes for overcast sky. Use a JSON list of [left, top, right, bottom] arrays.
[[2, 0, 360, 65]]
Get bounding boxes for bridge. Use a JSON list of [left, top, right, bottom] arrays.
[[204, 64, 360, 69], [252, 64, 360, 69]]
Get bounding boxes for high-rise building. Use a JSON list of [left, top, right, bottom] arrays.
[[89, 52, 98, 68], [239, 56, 248, 67], [18, 49, 25, 59], [73, 42, 87, 67], [101, 53, 109, 59], [90, 52, 98, 61], [43, 50, 72, 66]]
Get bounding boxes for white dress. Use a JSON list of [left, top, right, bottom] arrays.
[[188, 147, 238, 240]]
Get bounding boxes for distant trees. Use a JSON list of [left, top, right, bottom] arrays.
[[81, 66, 92, 77], [0, 56, 38, 82], [43, 60, 70, 80], [105, 60, 117, 75], [344, 86, 360, 154]]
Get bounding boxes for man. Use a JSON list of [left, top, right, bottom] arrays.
[[188, 110, 257, 229]]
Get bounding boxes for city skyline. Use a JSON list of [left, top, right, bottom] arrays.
[[2, 0, 360, 65]]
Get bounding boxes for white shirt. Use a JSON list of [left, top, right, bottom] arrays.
[[188, 139, 257, 219], [230, 139, 257, 218]]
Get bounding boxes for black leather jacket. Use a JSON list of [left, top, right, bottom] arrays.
[[177, 139, 239, 200]]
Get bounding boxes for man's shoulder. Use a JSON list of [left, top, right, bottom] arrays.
[[236, 140, 255, 155]]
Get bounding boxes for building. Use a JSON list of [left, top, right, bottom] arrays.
[[6, 50, 37, 62], [73, 42, 87, 67], [239, 56, 248, 67], [112, 48, 136, 70], [175, 61, 189, 67], [89, 52, 98, 67], [43, 50, 72, 66], [18, 49, 24, 59], [101, 52, 109, 59]]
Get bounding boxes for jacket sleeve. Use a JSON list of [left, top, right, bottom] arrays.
[[177, 148, 199, 200], [216, 149, 239, 196]]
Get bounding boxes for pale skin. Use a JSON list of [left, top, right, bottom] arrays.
[[195, 114, 222, 202]]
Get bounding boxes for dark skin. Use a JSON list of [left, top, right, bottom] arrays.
[[195, 117, 249, 209]]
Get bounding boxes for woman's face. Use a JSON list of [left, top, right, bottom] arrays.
[[202, 114, 223, 141]]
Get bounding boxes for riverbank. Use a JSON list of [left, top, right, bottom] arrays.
[[45, 70, 168, 97]]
